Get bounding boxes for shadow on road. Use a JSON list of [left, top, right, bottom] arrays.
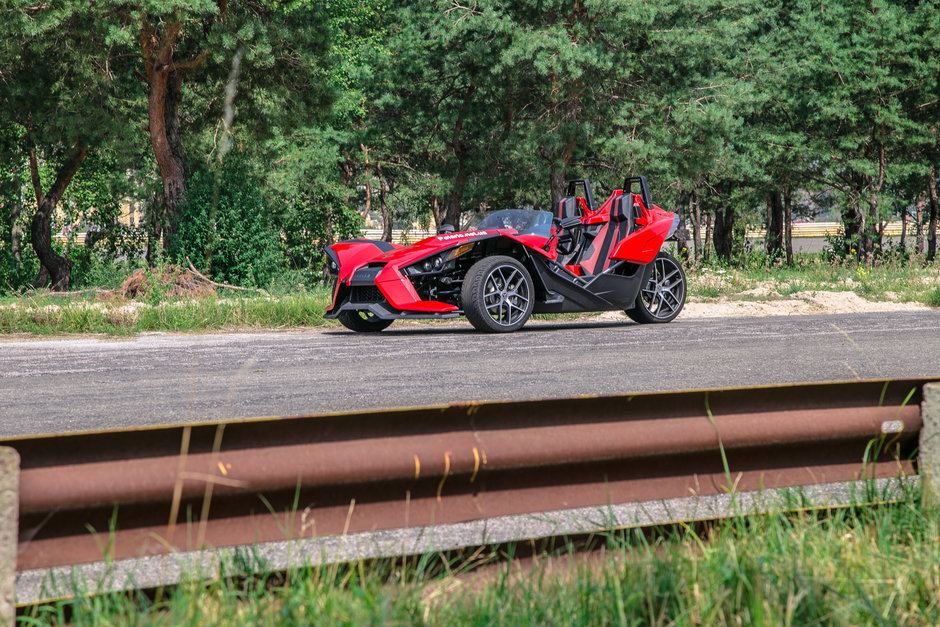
[[322, 319, 642, 337]]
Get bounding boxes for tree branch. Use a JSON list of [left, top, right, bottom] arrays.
[[28, 148, 42, 206], [186, 259, 270, 296]]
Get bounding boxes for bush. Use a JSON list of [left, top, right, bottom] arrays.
[[169, 156, 284, 288], [927, 285, 940, 308]]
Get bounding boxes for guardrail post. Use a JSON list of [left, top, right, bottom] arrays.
[[0, 447, 18, 625], [921, 383, 940, 504]]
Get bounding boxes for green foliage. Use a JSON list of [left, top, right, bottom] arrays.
[[927, 285, 940, 307], [2, 0, 938, 285], [17, 486, 940, 625], [0, 149, 39, 292], [264, 126, 362, 282], [0, 219, 24, 292], [0, 289, 334, 335], [822, 232, 858, 264], [169, 156, 284, 288]]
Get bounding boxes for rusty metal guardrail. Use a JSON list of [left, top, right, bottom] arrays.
[[3, 377, 934, 588]]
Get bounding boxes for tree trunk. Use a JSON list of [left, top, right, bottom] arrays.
[[900, 205, 907, 250], [141, 18, 190, 253], [9, 192, 22, 267], [869, 195, 883, 253], [864, 141, 887, 262], [704, 211, 713, 262], [28, 149, 42, 207], [444, 168, 467, 229], [766, 190, 784, 257], [430, 194, 442, 230], [378, 165, 392, 242], [442, 85, 476, 230], [927, 164, 938, 263], [691, 188, 702, 262], [549, 168, 566, 206], [360, 145, 372, 220], [914, 191, 925, 255], [843, 193, 864, 258], [711, 190, 735, 262], [362, 179, 373, 221], [783, 187, 793, 266], [30, 146, 88, 291], [337, 156, 352, 244], [545, 134, 577, 206], [843, 169, 870, 260], [674, 187, 691, 262], [27, 150, 45, 285]]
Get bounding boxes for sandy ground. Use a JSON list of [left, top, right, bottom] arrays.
[[681, 291, 933, 319], [584, 290, 936, 322]]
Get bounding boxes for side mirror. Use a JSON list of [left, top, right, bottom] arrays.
[[438, 223, 455, 234]]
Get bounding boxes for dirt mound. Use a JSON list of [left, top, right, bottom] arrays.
[[121, 266, 215, 299]]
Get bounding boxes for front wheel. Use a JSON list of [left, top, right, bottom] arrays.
[[461, 256, 535, 332], [626, 251, 686, 323], [337, 310, 393, 332]]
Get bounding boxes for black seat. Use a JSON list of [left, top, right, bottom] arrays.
[[578, 193, 635, 275], [553, 197, 586, 264], [555, 196, 582, 221]]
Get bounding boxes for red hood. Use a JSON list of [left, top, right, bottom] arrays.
[[374, 230, 495, 265], [331, 229, 506, 280], [328, 227, 553, 297]]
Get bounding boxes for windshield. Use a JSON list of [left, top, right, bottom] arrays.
[[465, 209, 553, 238]]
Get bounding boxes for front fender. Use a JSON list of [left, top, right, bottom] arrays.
[[327, 239, 401, 283]]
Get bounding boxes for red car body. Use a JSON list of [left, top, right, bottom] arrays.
[[325, 176, 686, 332]]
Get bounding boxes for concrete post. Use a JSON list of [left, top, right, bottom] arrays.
[[921, 384, 940, 504], [0, 447, 18, 625]]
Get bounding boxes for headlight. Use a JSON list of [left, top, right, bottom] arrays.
[[406, 243, 474, 276], [444, 243, 474, 261]]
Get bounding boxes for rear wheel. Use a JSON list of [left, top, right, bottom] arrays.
[[461, 256, 534, 332], [626, 251, 686, 323], [337, 310, 393, 332]]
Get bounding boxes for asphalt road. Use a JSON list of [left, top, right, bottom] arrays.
[[2, 310, 939, 437]]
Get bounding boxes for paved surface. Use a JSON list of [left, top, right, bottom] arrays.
[[1, 310, 939, 437]]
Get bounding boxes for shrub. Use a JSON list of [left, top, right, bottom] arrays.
[[169, 156, 284, 288], [927, 285, 940, 307]]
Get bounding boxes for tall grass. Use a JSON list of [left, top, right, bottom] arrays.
[[688, 254, 940, 304], [19, 485, 940, 625], [0, 291, 335, 336]]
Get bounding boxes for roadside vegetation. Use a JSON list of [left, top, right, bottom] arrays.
[[688, 254, 940, 306], [0, 263, 334, 336], [19, 484, 940, 625], [0, 253, 936, 336]]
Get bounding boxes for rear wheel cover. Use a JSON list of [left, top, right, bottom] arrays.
[[461, 256, 534, 332]]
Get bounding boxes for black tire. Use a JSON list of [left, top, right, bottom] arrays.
[[461, 256, 535, 332], [626, 251, 686, 323], [337, 310, 394, 332]]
